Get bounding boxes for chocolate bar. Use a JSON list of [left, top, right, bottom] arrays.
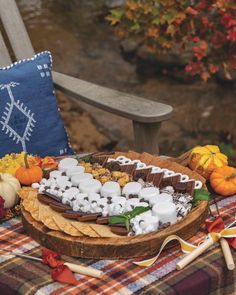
[[120, 164, 136, 176], [104, 161, 121, 171], [110, 226, 128, 236], [96, 216, 109, 225], [133, 168, 152, 181], [62, 210, 84, 219], [78, 213, 102, 222]]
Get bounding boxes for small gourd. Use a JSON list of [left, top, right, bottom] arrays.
[[189, 145, 228, 179], [210, 166, 236, 197], [16, 153, 43, 185], [0, 173, 21, 208]]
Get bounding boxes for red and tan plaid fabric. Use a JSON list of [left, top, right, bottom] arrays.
[[0, 195, 236, 295]]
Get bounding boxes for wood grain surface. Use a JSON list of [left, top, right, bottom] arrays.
[[21, 201, 208, 259]]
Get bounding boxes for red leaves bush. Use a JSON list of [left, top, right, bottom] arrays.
[[107, 0, 236, 81]]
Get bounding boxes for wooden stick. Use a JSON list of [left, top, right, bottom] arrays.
[[220, 238, 235, 270], [2, 251, 104, 279], [176, 237, 214, 270], [64, 262, 104, 278]]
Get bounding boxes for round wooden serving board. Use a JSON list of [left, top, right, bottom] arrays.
[[21, 201, 208, 259]]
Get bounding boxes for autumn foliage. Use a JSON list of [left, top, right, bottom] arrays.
[[107, 0, 236, 81]]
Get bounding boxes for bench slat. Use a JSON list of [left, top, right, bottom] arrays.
[[0, 31, 12, 67], [0, 0, 34, 60], [53, 71, 173, 123]]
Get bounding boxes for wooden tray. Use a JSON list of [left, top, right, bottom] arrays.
[[21, 201, 208, 259]]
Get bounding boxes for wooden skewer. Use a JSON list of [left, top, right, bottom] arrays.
[[176, 237, 215, 270], [64, 262, 104, 278], [220, 238, 235, 270], [177, 218, 236, 270], [2, 251, 104, 278]]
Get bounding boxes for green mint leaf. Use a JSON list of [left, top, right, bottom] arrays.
[[109, 215, 127, 226], [192, 188, 211, 207], [108, 206, 150, 230], [130, 206, 150, 219], [125, 218, 130, 231], [78, 155, 91, 163]]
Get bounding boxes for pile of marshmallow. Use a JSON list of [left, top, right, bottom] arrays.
[[32, 157, 195, 236]]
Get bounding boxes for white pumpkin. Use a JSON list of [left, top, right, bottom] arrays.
[[0, 173, 21, 208]]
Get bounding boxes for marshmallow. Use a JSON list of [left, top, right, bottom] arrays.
[[107, 158, 116, 163], [74, 193, 88, 202], [38, 186, 45, 194], [138, 187, 160, 201], [66, 166, 85, 177], [49, 170, 62, 179], [97, 198, 108, 207], [151, 167, 162, 173], [138, 201, 149, 207], [80, 200, 91, 213], [57, 175, 69, 182], [161, 186, 175, 194], [58, 157, 78, 172], [111, 196, 126, 205], [194, 181, 202, 189], [88, 193, 101, 202], [80, 179, 102, 194], [152, 202, 177, 224], [71, 199, 81, 212], [180, 174, 189, 182], [116, 156, 129, 163], [140, 216, 159, 232], [31, 183, 39, 189], [71, 173, 93, 186], [136, 162, 147, 170], [63, 187, 80, 198], [100, 181, 121, 197], [122, 182, 142, 197], [149, 193, 173, 206], [40, 178, 47, 184], [57, 190, 63, 198], [131, 210, 152, 223], [163, 170, 175, 178], [109, 203, 124, 215], [125, 198, 140, 211], [57, 181, 72, 190], [131, 160, 142, 165]]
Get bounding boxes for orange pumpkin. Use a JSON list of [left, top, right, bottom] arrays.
[[15, 153, 43, 185], [28, 156, 42, 167], [210, 166, 236, 196], [189, 145, 228, 179]]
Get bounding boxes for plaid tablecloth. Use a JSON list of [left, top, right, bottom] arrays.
[[0, 195, 236, 295]]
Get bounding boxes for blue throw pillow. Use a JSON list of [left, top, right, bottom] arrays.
[[0, 51, 74, 157]]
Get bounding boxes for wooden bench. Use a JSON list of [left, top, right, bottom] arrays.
[[0, 0, 173, 154]]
